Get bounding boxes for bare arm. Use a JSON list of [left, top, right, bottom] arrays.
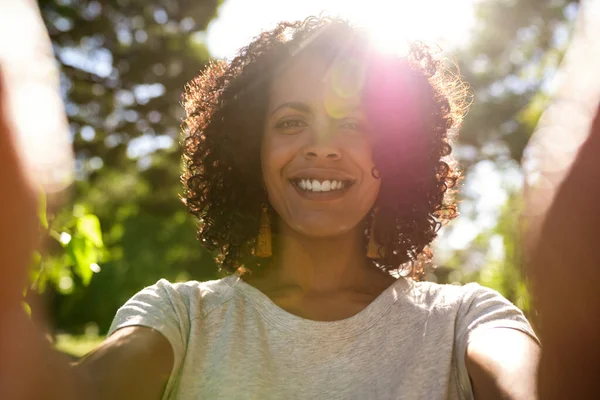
[[528, 106, 600, 399], [73, 326, 174, 400], [1, 312, 173, 400], [0, 72, 172, 400], [466, 329, 540, 400]]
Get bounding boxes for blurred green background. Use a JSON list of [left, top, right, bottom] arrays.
[[31, 0, 579, 355]]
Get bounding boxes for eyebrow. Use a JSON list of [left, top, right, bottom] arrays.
[[269, 101, 312, 116]]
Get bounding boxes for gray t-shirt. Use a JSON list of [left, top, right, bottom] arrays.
[[108, 274, 539, 399]]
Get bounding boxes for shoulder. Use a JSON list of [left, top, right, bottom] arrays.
[[108, 275, 237, 337], [404, 280, 534, 330], [152, 274, 234, 293], [139, 275, 237, 317], [406, 279, 537, 341], [405, 279, 498, 309]]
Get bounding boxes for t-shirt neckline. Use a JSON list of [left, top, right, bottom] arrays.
[[224, 274, 412, 339]]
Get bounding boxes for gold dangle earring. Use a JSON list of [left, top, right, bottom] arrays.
[[367, 210, 383, 259], [255, 204, 272, 257]]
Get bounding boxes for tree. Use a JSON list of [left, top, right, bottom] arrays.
[[40, 0, 581, 333], [38, 0, 222, 333], [436, 0, 579, 309], [457, 0, 579, 167]]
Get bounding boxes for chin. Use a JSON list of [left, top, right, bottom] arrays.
[[289, 219, 357, 239]]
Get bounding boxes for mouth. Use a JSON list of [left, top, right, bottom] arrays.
[[289, 178, 355, 193], [288, 177, 355, 202], [287, 168, 357, 201]]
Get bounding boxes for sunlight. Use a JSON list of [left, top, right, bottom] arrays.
[[206, 0, 479, 59], [331, 0, 477, 56]]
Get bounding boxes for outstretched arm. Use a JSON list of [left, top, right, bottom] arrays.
[[0, 71, 173, 400], [466, 328, 540, 399], [529, 105, 600, 399]]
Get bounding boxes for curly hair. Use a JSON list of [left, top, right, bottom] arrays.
[[182, 16, 469, 279]]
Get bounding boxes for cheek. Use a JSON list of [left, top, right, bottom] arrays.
[[350, 142, 381, 207], [261, 136, 295, 194], [362, 172, 382, 208], [349, 140, 378, 180]]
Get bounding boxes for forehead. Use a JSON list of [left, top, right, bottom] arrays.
[[269, 53, 330, 104], [268, 52, 364, 113]]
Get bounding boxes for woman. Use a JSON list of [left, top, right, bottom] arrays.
[[102, 17, 540, 399], [0, 17, 541, 400]]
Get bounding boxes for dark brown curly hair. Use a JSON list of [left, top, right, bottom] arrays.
[[182, 16, 469, 279]]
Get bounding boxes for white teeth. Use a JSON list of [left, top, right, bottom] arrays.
[[296, 179, 349, 192]]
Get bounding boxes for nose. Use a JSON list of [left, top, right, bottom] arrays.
[[303, 125, 342, 161], [303, 141, 342, 161]]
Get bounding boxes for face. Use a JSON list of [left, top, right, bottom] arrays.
[[261, 52, 381, 238]]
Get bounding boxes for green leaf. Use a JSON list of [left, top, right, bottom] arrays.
[[22, 301, 32, 317], [68, 236, 95, 286], [77, 214, 104, 247], [38, 190, 48, 230], [30, 251, 41, 268], [28, 251, 43, 293]]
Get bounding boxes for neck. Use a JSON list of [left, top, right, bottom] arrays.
[[262, 221, 375, 293]]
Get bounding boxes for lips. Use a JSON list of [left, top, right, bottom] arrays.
[[288, 168, 357, 182], [295, 178, 349, 192], [287, 168, 356, 201]]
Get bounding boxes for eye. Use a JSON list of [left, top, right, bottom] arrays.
[[275, 118, 307, 134], [277, 120, 304, 128], [339, 120, 365, 132]]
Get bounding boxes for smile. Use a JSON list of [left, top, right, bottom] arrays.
[[291, 178, 353, 192]]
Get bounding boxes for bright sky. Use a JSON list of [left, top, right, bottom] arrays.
[[206, 0, 479, 60]]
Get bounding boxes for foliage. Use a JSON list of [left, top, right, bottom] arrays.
[[456, 0, 579, 168], [38, 0, 579, 333], [436, 0, 579, 308], [28, 191, 105, 296], [444, 193, 532, 316], [38, 0, 223, 333], [54, 332, 105, 358]]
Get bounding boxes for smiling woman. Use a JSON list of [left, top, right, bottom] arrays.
[[94, 16, 540, 400], [182, 18, 464, 276]]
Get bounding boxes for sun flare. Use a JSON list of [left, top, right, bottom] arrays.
[[207, 0, 478, 59]]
